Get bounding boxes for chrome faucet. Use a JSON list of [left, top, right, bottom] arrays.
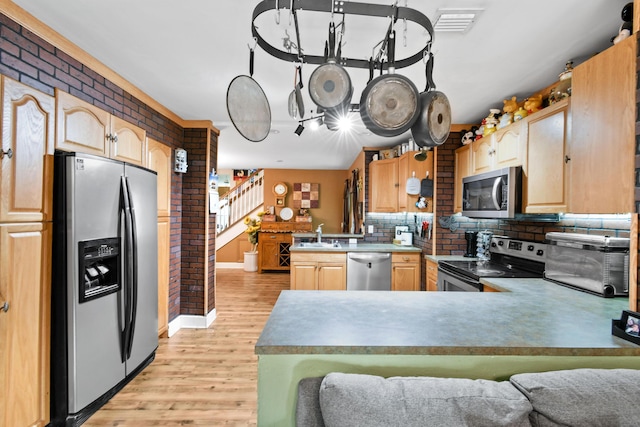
[[316, 223, 324, 243]]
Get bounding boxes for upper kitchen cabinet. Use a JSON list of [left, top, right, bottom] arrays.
[[569, 35, 636, 213], [471, 120, 524, 175], [369, 150, 434, 213], [55, 90, 147, 167], [109, 115, 147, 166], [55, 89, 110, 156], [453, 144, 472, 213], [522, 99, 570, 213], [1, 77, 55, 223], [147, 138, 172, 217]]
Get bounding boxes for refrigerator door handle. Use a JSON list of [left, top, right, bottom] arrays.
[[124, 177, 138, 359], [120, 176, 136, 361]]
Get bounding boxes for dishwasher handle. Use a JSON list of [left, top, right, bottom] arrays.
[[348, 252, 391, 263]]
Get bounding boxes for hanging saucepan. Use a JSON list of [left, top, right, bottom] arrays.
[[308, 22, 353, 114], [411, 52, 451, 147], [360, 31, 420, 137], [226, 46, 271, 142]]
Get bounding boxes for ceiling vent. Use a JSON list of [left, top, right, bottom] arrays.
[[433, 8, 484, 33]]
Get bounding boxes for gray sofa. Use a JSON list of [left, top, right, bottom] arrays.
[[296, 369, 640, 427]]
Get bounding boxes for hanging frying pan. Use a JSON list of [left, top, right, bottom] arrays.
[[360, 30, 420, 137], [411, 53, 451, 147], [226, 47, 271, 142], [308, 22, 352, 113]]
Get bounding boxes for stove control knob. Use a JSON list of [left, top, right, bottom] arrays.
[[536, 249, 544, 256], [527, 245, 534, 251], [491, 242, 497, 247], [498, 240, 504, 246]]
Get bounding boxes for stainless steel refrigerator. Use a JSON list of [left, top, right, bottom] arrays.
[[51, 152, 158, 426]]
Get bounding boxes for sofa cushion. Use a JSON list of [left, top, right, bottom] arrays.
[[296, 377, 326, 427], [319, 372, 532, 427], [510, 368, 640, 427]]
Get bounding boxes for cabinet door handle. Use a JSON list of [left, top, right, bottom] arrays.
[[0, 148, 13, 159], [1, 301, 8, 312], [564, 155, 571, 163]]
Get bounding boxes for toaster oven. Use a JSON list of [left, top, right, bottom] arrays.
[[544, 232, 630, 297]]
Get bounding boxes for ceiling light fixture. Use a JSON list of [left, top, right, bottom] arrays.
[[433, 8, 483, 33]]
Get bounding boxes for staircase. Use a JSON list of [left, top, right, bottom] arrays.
[[215, 169, 264, 250]]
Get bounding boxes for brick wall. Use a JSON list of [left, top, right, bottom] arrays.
[[181, 129, 208, 315], [0, 12, 197, 322], [208, 131, 218, 313]]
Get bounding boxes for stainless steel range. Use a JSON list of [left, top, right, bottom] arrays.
[[437, 236, 547, 292]]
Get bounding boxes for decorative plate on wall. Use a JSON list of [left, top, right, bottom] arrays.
[[279, 207, 293, 221], [293, 183, 319, 209]]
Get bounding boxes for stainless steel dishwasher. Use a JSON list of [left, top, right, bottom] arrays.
[[347, 252, 392, 290]]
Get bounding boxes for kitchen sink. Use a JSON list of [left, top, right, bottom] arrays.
[[297, 242, 341, 248]]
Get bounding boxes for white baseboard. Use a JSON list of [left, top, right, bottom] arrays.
[[216, 262, 244, 269], [167, 309, 217, 337]]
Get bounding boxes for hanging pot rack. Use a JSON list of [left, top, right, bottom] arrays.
[[251, 0, 434, 71]]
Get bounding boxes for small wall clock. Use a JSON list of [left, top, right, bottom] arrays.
[[273, 182, 288, 197]]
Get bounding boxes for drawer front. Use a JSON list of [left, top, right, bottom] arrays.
[[392, 252, 420, 263], [291, 252, 346, 263]]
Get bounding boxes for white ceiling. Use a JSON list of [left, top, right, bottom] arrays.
[[12, 0, 629, 170]]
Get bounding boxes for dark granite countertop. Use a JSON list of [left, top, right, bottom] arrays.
[[255, 278, 639, 356]]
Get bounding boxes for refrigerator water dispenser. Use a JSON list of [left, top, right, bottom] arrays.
[[78, 237, 121, 303]]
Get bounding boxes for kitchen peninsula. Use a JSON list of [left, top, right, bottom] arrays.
[[255, 279, 640, 425]]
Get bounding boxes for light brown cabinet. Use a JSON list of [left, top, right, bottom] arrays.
[[0, 222, 51, 427], [147, 138, 172, 217], [156, 218, 170, 337], [453, 144, 472, 213], [471, 120, 524, 175], [258, 232, 292, 272], [290, 252, 347, 290], [391, 252, 421, 291], [570, 35, 636, 213], [369, 151, 434, 213], [523, 99, 570, 213], [1, 77, 55, 223], [146, 138, 172, 336], [0, 77, 54, 427], [426, 259, 438, 291], [55, 90, 147, 167]]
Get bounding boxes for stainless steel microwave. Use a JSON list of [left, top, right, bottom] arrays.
[[462, 166, 522, 218]]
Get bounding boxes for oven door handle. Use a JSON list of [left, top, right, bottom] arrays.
[[491, 177, 502, 210], [437, 267, 483, 291]]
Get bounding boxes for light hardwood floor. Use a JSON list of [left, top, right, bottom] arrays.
[[84, 268, 289, 427]]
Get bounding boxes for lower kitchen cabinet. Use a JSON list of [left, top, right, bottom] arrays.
[[290, 252, 346, 290], [0, 222, 51, 427], [258, 232, 292, 273], [157, 217, 170, 337], [426, 259, 438, 291], [391, 252, 421, 291]]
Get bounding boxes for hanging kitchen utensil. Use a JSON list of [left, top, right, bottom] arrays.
[[226, 44, 271, 142], [420, 171, 433, 197], [308, 21, 353, 114], [288, 66, 299, 119], [294, 65, 304, 118], [413, 147, 428, 161], [360, 30, 420, 137], [406, 171, 420, 195], [411, 51, 451, 147]]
